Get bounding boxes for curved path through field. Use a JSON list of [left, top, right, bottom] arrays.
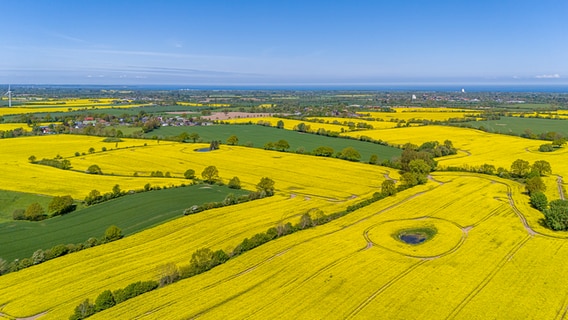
[[0, 311, 47, 320]]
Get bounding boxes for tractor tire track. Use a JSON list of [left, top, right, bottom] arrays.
[[201, 188, 435, 291], [445, 235, 532, 319], [245, 250, 362, 318], [345, 260, 427, 319]]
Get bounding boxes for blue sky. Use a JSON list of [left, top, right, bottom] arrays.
[[1, 0, 566, 85]]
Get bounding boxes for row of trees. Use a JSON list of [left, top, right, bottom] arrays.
[[13, 195, 75, 221], [70, 160, 409, 317], [0, 225, 122, 276]]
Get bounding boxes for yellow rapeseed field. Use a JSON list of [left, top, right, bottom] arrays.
[[177, 102, 231, 107], [68, 142, 393, 200], [0, 98, 148, 116], [343, 125, 568, 199], [2, 126, 568, 319], [0, 169, 382, 319], [67, 173, 568, 320], [360, 107, 479, 122], [224, 117, 349, 133], [307, 117, 399, 129], [0, 135, 188, 198]]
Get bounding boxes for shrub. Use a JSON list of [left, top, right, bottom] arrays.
[[86, 164, 103, 175], [104, 225, 123, 242], [530, 192, 548, 211], [228, 176, 241, 189], [12, 209, 25, 220], [24, 202, 46, 221], [94, 290, 116, 312], [184, 169, 195, 179], [69, 299, 95, 320], [48, 195, 75, 216], [539, 144, 555, 152], [113, 281, 159, 303]]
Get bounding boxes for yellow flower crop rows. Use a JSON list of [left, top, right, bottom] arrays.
[[68, 142, 393, 200], [343, 125, 568, 199], [307, 117, 399, 129], [69, 173, 568, 320], [3, 126, 568, 319], [0, 136, 188, 198], [0, 98, 149, 116], [0, 192, 363, 319], [177, 102, 231, 107], [361, 107, 479, 122], [224, 117, 350, 133]]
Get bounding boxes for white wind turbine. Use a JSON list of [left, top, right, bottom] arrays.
[[4, 85, 12, 107]]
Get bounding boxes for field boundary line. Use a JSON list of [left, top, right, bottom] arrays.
[[445, 235, 532, 319]]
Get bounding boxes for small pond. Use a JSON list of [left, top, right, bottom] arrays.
[[399, 233, 428, 244], [395, 227, 437, 245], [194, 148, 212, 152]]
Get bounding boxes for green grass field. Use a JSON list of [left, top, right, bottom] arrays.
[[145, 124, 402, 162], [0, 190, 53, 222], [464, 116, 568, 136], [0, 184, 248, 262]]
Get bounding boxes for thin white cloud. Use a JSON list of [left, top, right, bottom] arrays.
[[45, 32, 87, 44], [535, 73, 560, 79]]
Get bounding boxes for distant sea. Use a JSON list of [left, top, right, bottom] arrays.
[[17, 83, 568, 93]]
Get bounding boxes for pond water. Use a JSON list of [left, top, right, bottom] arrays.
[[194, 148, 212, 152], [399, 233, 428, 244]]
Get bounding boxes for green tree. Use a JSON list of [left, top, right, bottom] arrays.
[[298, 212, 314, 229], [189, 247, 214, 274], [525, 176, 546, 195], [369, 154, 379, 165], [532, 160, 552, 176], [223, 193, 238, 205], [94, 290, 116, 312], [543, 200, 568, 231], [226, 135, 239, 145], [177, 131, 189, 142], [88, 147, 95, 154], [274, 139, 290, 152], [510, 159, 531, 177], [32, 249, 45, 265], [530, 192, 548, 211], [263, 141, 274, 150], [256, 177, 275, 196], [87, 164, 103, 175], [112, 184, 122, 197], [339, 147, 361, 161], [70, 299, 95, 320], [312, 146, 334, 157], [184, 169, 196, 179], [48, 195, 75, 216], [381, 180, 397, 196], [85, 189, 102, 205], [202, 165, 219, 184], [276, 120, 285, 129], [158, 263, 180, 287], [400, 172, 419, 188], [479, 163, 496, 175], [295, 122, 307, 132], [228, 176, 241, 189], [189, 132, 200, 143], [104, 225, 123, 242], [28, 155, 36, 163], [24, 202, 46, 221], [409, 159, 431, 175]]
